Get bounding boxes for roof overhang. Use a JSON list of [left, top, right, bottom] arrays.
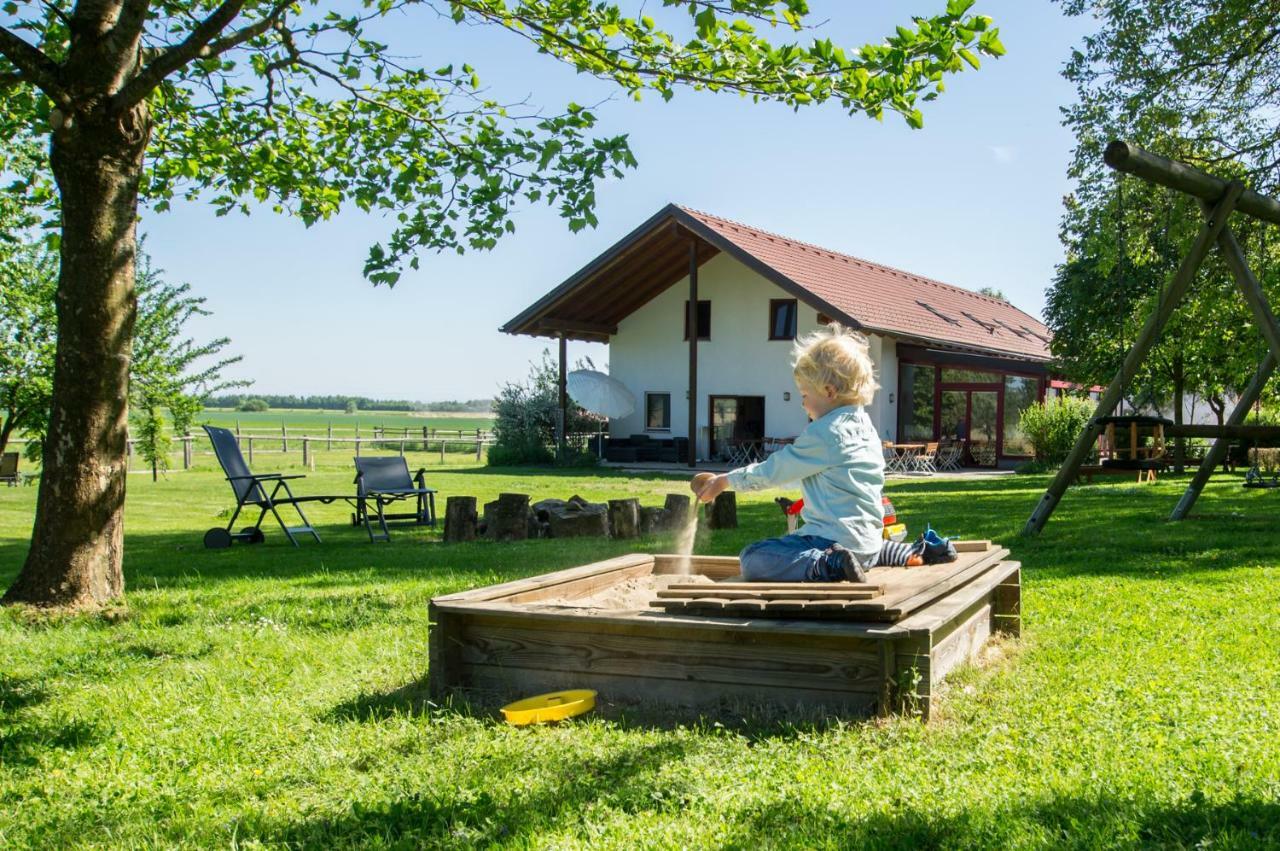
[[503, 205, 1051, 366], [500, 204, 865, 343]]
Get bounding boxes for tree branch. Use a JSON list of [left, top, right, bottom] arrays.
[[111, 0, 267, 111], [0, 25, 68, 105]]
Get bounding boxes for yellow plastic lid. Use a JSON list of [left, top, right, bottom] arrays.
[[500, 689, 597, 726]]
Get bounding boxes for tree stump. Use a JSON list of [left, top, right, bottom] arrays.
[[444, 496, 478, 543], [662, 494, 692, 532], [705, 491, 738, 529], [608, 498, 641, 539], [483, 493, 530, 541], [639, 506, 666, 535]]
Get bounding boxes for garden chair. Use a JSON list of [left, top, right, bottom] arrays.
[[0, 452, 21, 486], [882, 441, 903, 474], [203, 425, 347, 548], [353, 456, 437, 542], [912, 442, 940, 475], [937, 441, 964, 472]]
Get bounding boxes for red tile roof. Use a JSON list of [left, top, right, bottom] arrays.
[[677, 205, 1051, 361]]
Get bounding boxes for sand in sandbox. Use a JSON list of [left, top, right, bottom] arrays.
[[527, 573, 714, 612]]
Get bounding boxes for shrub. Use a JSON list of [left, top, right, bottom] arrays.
[[237, 397, 269, 412], [490, 350, 597, 466], [1018, 395, 1095, 466]]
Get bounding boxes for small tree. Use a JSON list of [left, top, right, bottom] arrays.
[[490, 350, 595, 465], [1018, 395, 1095, 466], [344, 399, 358, 415], [237, 397, 269, 412]]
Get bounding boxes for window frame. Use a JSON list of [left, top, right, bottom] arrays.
[[683, 300, 712, 341], [768, 298, 798, 340], [644, 392, 672, 432]]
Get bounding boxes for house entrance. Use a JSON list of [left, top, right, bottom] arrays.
[[710, 396, 765, 462]]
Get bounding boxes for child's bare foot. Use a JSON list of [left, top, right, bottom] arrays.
[[906, 553, 924, 567]]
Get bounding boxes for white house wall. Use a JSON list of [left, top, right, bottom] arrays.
[[608, 253, 899, 458]]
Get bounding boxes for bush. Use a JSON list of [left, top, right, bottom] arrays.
[[490, 350, 598, 466], [1018, 396, 1095, 466], [237, 397, 269, 412]]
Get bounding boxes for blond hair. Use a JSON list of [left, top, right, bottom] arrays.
[[792, 323, 879, 406]]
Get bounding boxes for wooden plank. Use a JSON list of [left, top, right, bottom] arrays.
[[656, 587, 883, 601], [929, 602, 992, 686], [431, 553, 655, 604], [457, 665, 880, 716], [668, 581, 885, 594], [653, 554, 741, 577], [452, 621, 884, 692], [952, 540, 991, 553], [992, 565, 1021, 638], [504, 561, 655, 604]]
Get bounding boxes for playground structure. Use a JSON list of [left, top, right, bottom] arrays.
[[429, 545, 1020, 721], [1025, 141, 1280, 534]]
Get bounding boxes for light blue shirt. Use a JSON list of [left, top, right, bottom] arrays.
[[726, 405, 884, 562]]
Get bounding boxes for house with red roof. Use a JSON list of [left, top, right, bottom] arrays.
[[502, 204, 1054, 467]]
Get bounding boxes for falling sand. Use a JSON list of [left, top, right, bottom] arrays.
[[672, 506, 699, 575]]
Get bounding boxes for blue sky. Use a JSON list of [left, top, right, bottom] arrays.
[[143, 1, 1096, 402]]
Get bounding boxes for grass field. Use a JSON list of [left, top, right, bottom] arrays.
[[2, 468, 1279, 848], [198, 407, 494, 434]]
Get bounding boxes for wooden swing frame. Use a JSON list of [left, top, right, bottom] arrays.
[[1024, 141, 1280, 535]]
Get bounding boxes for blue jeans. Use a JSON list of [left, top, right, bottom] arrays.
[[739, 534, 851, 582]]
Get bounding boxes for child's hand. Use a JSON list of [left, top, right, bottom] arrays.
[[691, 473, 729, 504]]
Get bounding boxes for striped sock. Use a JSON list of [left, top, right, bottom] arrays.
[[878, 539, 916, 567]]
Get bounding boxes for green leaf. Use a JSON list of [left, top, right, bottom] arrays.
[[946, 0, 976, 15], [958, 48, 981, 70]]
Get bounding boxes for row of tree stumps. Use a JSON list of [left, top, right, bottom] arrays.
[[441, 491, 737, 543]]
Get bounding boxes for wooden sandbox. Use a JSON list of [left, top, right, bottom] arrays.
[[429, 544, 1020, 720]]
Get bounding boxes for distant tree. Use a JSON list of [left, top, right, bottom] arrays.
[[344, 399, 359, 415], [977, 286, 1007, 300], [237, 397, 269, 412], [1, 245, 240, 603], [0, 245, 55, 457]]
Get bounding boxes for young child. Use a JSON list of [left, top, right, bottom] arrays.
[[692, 324, 944, 582]]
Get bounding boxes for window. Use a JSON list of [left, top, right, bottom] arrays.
[[897, 363, 936, 442], [645, 393, 671, 430], [769, 299, 798, 340], [941, 367, 1001, 384], [683, 300, 711, 340], [1002, 375, 1039, 455]]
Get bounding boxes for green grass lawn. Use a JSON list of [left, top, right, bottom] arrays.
[[198, 408, 494, 434], [2, 468, 1279, 848]]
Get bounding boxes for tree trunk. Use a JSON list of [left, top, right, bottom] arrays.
[[443, 496, 478, 543], [3, 102, 150, 609], [706, 491, 738, 530], [0, 414, 16, 457]]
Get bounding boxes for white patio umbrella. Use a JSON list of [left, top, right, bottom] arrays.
[[566, 370, 635, 418]]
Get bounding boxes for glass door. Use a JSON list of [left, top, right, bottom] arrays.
[[709, 396, 765, 461], [938, 388, 1000, 467]]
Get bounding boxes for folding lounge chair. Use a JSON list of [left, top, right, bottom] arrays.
[[0, 452, 21, 486], [352, 456, 437, 542], [203, 425, 346, 548]]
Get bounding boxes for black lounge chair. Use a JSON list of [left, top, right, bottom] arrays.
[[203, 425, 347, 548], [352, 456, 437, 542], [1, 452, 21, 486]]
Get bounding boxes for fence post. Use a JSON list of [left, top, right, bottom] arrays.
[[281, 423, 288, 452], [247, 436, 254, 464], [476, 436, 482, 462], [235, 420, 240, 438], [399, 438, 405, 457], [183, 433, 192, 470], [440, 439, 446, 464], [302, 437, 310, 469], [423, 426, 429, 442], [355, 437, 361, 457]]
